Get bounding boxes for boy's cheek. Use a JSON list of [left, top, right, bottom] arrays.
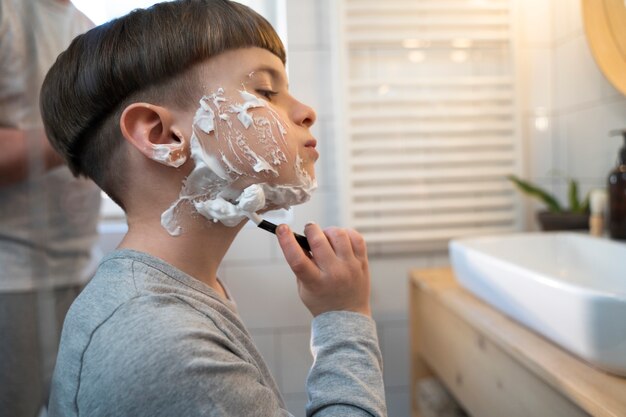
[[189, 88, 308, 188], [194, 117, 295, 185]]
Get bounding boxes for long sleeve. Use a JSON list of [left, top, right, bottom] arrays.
[[49, 252, 388, 417], [306, 311, 387, 417], [50, 295, 291, 417]]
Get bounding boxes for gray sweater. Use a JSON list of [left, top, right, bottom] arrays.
[[48, 249, 387, 416]]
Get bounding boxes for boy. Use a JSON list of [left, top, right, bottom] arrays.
[[41, 1, 387, 416]]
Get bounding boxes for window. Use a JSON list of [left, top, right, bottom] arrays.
[[335, 0, 523, 253]]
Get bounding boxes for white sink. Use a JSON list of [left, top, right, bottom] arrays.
[[449, 232, 626, 376]]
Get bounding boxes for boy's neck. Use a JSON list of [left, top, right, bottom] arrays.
[[118, 211, 244, 299]]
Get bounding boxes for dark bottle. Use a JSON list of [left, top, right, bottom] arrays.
[[608, 130, 626, 240]]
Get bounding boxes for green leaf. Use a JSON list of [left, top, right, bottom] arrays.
[[507, 175, 563, 212], [568, 179, 580, 212], [579, 192, 590, 214]]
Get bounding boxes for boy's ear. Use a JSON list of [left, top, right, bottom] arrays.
[[120, 103, 188, 168]]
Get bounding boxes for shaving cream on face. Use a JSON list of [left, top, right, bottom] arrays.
[[193, 183, 266, 227], [195, 98, 216, 134], [160, 87, 316, 235], [229, 90, 266, 128]]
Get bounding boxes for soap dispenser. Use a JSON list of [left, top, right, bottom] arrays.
[[608, 130, 626, 239]]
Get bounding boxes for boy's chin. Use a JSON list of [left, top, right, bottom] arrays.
[[258, 200, 295, 213], [256, 205, 277, 214], [303, 166, 316, 181]]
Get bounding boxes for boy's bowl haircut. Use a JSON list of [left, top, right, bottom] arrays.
[[40, 0, 286, 208]]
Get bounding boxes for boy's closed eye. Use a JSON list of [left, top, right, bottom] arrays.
[[256, 89, 278, 101]]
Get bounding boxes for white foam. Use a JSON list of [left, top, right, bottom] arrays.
[[152, 144, 186, 168], [160, 87, 316, 234], [229, 90, 266, 129], [194, 98, 215, 134]]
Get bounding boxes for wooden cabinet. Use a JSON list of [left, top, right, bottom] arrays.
[[409, 268, 626, 417]]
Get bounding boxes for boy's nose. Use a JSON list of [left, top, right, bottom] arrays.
[[291, 98, 316, 128]]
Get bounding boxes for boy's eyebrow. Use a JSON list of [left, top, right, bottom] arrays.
[[249, 65, 287, 85]]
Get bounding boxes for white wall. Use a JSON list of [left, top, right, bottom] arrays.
[[518, 0, 626, 228]]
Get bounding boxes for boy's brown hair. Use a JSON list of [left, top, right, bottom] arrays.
[[40, 0, 286, 207]]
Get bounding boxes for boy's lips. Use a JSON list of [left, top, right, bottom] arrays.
[[304, 138, 319, 160]]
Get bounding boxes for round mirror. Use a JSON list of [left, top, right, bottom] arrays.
[[582, 0, 626, 96]]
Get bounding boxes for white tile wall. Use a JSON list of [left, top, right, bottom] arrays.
[[554, 35, 613, 111], [283, 392, 309, 417], [278, 329, 313, 394], [222, 226, 274, 264], [248, 329, 280, 379], [288, 189, 331, 233], [385, 387, 411, 417], [369, 255, 430, 321], [518, 0, 552, 46], [524, 115, 554, 181], [518, 48, 553, 111], [551, 21, 626, 203], [285, 0, 330, 50], [549, 114, 569, 182], [552, 0, 583, 43], [288, 50, 334, 120], [516, 0, 626, 219], [221, 262, 312, 328], [430, 252, 451, 268], [557, 100, 626, 185], [380, 323, 410, 388], [95, 222, 125, 254]]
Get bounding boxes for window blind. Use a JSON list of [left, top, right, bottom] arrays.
[[335, 0, 522, 252]]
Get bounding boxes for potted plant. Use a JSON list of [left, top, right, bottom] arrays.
[[507, 175, 590, 231]]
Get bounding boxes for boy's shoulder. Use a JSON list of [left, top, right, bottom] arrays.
[[73, 249, 231, 312], [52, 252, 252, 415], [53, 295, 250, 417], [64, 250, 235, 344]]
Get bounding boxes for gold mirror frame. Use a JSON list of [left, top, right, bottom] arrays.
[[582, 0, 626, 96]]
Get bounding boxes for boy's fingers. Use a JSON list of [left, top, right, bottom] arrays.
[[323, 227, 353, 260], [303, 223, 336, 267], [276, 224, 316, 277], [304, 223, 334, 255], [347, 228, 367, 259]]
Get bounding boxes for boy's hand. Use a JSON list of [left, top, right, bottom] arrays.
[[276, 223, 371, 317]]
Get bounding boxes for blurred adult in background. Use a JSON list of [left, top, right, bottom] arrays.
[[0, 0, 100, 415]]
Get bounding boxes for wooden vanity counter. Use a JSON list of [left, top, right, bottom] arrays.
[[409, 268, 626, 417]]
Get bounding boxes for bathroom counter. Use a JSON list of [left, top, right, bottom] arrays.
[[409, 267, 626, 417]]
